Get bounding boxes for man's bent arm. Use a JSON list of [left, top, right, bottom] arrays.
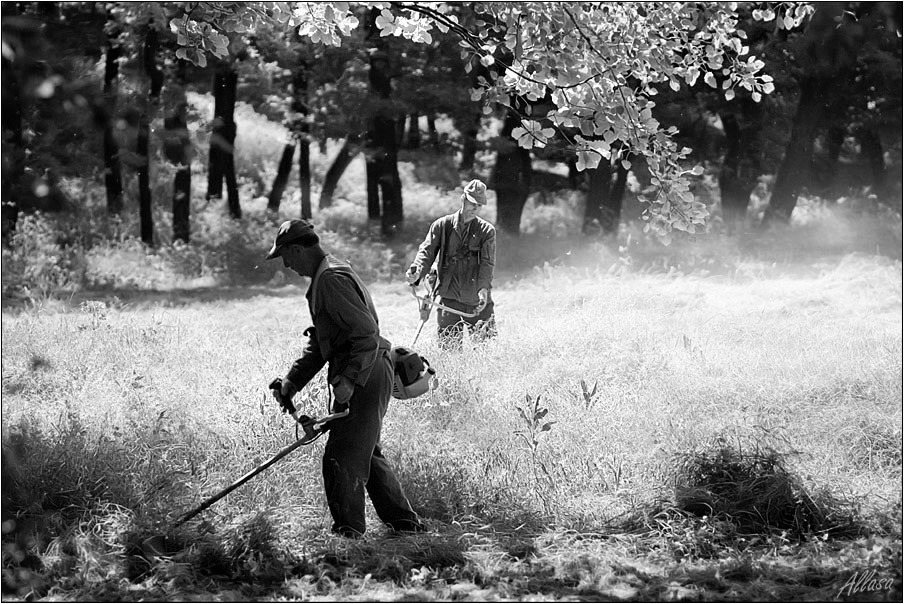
[[477, 227, 496, 293], [287, 326, 327, 390], [321, 274, 381, 388], [409, 219, 443, 283]]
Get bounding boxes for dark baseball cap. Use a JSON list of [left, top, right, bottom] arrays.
[[265, 219, 317, 260]]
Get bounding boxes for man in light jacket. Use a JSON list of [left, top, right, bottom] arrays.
[[405, 179, 497, 348]]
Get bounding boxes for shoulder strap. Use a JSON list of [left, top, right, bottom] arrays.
[[309, 258, 331, 311], [439, 216, 453, 269]]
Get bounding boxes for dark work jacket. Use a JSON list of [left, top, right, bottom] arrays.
[[409, 211, 496, 306], [287, 255, 391, 390]]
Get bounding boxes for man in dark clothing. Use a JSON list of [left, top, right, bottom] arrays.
[[266, 219, 424, 538], [405, 179, 497, 348]]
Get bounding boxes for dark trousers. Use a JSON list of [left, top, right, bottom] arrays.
[[322, 352, 422, 536], [436, 297, 496, 349]]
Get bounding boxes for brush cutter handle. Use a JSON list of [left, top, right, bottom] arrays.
[[410, 286, 478, 318], [269, 378, 297, 415]]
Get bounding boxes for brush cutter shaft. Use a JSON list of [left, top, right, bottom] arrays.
[[410, 286, 478, 318], [174, 389, 350, 527], [174, 435, 309, 527]]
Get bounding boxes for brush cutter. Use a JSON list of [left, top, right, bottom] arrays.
[[409, 280, 478, 345], [170, 378, 348, 529]]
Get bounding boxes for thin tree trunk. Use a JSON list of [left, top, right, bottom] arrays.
[[138, 23, 162, 246], [320, 140, 354, 208], [298, 136, 311, 219], [610, 163, 628, 226], [164, 110, 191, 241], [172, 167, 190, 242], [294, 61, 311, 220], [406, 113, 420, 148], [426, 115, 438, 146], [268, 143, 295, 212], [365, 40, 403, 237], [208, 65, 240, 218], [457, 112, 480, 171], [857, 128, 886, 195], [103, 34, 123, 215], [164, 58, 192, 243], [1, 55, 23, 239], [137, 117, 153, 245]]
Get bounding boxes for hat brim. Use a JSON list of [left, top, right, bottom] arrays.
[[464, 192, 487, 206]]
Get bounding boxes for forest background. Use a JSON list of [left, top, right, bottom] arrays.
[[1, 2, 902, 601]]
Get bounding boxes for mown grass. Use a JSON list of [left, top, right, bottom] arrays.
[[2, 203, 901, 600]]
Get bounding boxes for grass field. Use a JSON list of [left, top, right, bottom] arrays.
[[2, 200, 902, 600]]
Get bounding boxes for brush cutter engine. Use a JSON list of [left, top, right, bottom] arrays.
[[390, 347, 435, 399]]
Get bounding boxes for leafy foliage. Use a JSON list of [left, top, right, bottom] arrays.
[[166, 1, 815, 239]]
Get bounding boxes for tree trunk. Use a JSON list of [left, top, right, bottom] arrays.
[[762, 77, 826, 224], [294, 63, 312, 220], [610, 163, 628, 223], [268, 143, 295, 212], [567, 160, 580, 189], [164, 58, 192, 243], [583, 162, 610, 234], [491, 110, 532, 236], [457, 112, 481, 171], [103, 34, 123, 215], [719, 112, 758, 227], [137, 117, 153, 245], [137, 23, 161, 246], [164, 102, 191, 242], [208, 65, 240, 218], [320, 140, 354, 208], [365, 46, 403, 237], [762, 1, 866, 225], [583, 161, 627, 236], [1, 55, 23, 239], [405, 113, 420, 149], [171, 166, 190, 242], [427, 115, 438, 146], [857, 128, 886, 195], [298, 135, 311, 219], [268, 58, 311, 218]]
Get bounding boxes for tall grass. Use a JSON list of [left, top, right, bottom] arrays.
[[4, 230, 900, 533]]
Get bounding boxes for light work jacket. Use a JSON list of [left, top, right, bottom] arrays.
[[409, 211, 496, 306]]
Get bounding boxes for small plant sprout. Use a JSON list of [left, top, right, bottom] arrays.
[[514, 394, 558, 513], [580, 379, 598, 410]]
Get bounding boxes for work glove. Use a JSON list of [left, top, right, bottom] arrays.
[[476, 288, 489, 313], [405, 265, 420, 286], [270, 377, 298, 413], [331, 375, 354, 412]]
